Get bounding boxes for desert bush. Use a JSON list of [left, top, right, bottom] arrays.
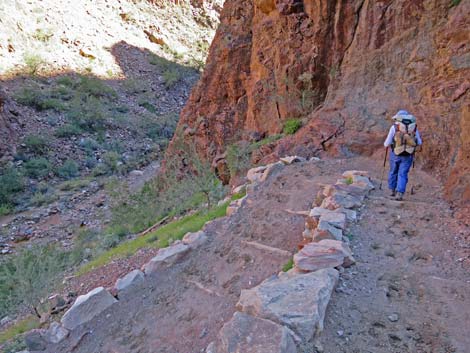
[[102, 151, 121, 174], [283, 118, 302, 135], [162, 67, 182, 88], [57, 159, 79, 179], [30, 190, 58, 207], [226, 142, 252, 178], [23, 53, 44, 75], [0, 244, 75, 318], [0, 167, 24, 211], [77, 76, 116, 98], [67, 94, 106, 132], [54, 123, 83, 137], [56, 76, 76, 87], [23, 134, 49, 155], [23, 157, 52, 179], [14, 84, 66, 111]]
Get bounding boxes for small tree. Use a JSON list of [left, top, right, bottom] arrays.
[[0, 245, 69, 318]]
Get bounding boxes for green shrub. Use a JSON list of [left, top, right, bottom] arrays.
[[283, 119, 302, 135], [56, 76, 76, 87], [23, 134, 49, 155], [23, 53, 44, 75], [162, 68, 181, 88], [0, 167, 24, 207], [450, 0, 461, 7], [14, 85, 65, 111], [77, 76, 116, 98], [226, 143, 252, 178], [54, 123, 83, 137], [66, 94, 106, 132], [23, 158, 52, 179], [139, 100, 157, 113], [57, 159, 79, 179], [103, 151, 121, 173], [0, 244, 76, 318], [30, 190, 58, 207]]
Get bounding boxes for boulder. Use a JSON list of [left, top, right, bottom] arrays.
[[182, 230, 208, 249], [25, 329, 47, 351], [142, 242, 189, 275], [321, 194, 362, 210], [211, 312, 297, 353], [336, 207, 357, 222], [246, 165, 267, 183], [237, 268, 338, 342], [323, 183, 368, 198], [44, 322, 69, 344], [61, 287, 117, 330], [316, 220, 343, 240], [294, 240, 355, 272], [352, 175, 375, 191], [280, 156, 306, 165], [114, 269, 145, 294], [318, 211, 346, 229], [260, 161, 284, 182]]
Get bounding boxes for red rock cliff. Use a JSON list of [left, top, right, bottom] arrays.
[[171, 0, 470, 208]]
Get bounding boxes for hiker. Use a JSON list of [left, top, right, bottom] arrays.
[[384, 110, 422, 201]]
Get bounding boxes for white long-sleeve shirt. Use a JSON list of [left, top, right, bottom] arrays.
[[384, 125, 422, 147]]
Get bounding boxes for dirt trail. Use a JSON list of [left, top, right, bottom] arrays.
[[319, 166, 470, 353], [46, 157, 470, 353]]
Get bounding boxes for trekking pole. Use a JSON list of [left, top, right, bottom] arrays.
[[410, 152, 417, 195], [379, 147, 388, 190]]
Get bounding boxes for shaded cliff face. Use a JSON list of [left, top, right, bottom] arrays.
[[173, 0, 470, 207]]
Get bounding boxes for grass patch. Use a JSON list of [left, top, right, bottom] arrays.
[[77, 200, 231, 275], [0, 316, 40, 347], [58, 178, 91, 191], [345, 176, 353, 185], [282, 258, 294, 272]]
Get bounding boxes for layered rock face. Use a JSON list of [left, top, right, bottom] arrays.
[[172, 0, 469, 208]]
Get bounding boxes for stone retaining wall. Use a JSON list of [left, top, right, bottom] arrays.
[[30, 157, 374, 353]]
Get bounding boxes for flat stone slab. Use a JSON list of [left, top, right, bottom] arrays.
[[142, 242, 190, 275], [114, 269, 145, 294], [182, 230, 208, 249], [316, 220, 343, 240], [321, 193, 363, 210], [237, 268, 338, 342], [209, 312, 297, 353], [352, 175, 375, 191], [61, 287, 117, 330], [319, 211, 346, 229], [294, 239, 355, 272]]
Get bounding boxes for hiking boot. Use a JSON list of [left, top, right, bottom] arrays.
[[395, 192, 404, 201], [390, 190, 396, 197]]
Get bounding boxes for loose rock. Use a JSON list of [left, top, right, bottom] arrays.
[[294, 239, 355, 272], [210, 312, 297, 353], [114, 269, 145, 294], [237, 268, 339, 342], [142, 242, 190, 275], [61, 287, 117, 330]]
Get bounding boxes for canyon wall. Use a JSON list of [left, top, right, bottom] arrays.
[[175, 0, 470, 207]]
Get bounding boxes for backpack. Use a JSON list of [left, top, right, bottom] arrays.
[[392, 114, 417, 155]]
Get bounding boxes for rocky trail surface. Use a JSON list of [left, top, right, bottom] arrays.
[[35, 156, 470, 353]]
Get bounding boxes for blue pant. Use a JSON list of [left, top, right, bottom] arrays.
[[388, 152, 413, 193]]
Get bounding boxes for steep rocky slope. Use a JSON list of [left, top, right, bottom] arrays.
[[172, 0, 470, 212]]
